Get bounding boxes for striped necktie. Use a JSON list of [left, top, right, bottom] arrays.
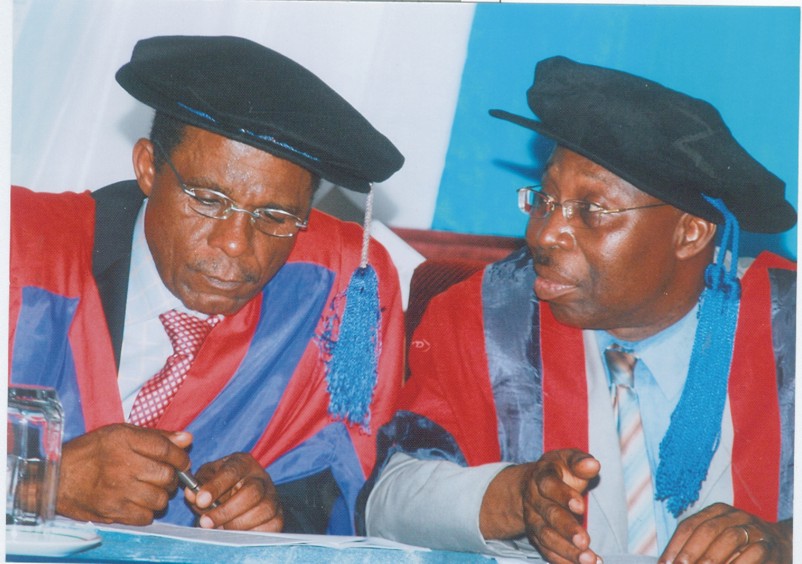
[[128, 309, 220, 428], [605, 345, 658, 556]]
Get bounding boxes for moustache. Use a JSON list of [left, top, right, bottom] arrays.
[[192, 258, 260, 285], [532, 249, 552, 267]]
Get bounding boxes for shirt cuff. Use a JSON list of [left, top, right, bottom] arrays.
[[366, 451, 518, 553]]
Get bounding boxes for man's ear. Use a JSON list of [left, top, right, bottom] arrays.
[[675, 213, 717, 260], [132, 138, 156, 197]]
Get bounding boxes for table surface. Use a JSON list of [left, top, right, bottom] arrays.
[[5, 521, 659, 563], [6, 523, 494, 564]]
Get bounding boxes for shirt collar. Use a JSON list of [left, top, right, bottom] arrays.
[[594, 304, 699, 402]]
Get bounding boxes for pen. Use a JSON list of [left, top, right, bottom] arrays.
[[177, 469, 220, 509]]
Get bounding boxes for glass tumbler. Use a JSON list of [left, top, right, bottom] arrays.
[[6, 385, 64, 530]]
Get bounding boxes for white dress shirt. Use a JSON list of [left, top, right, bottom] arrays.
[[117, 200, 216, 418]]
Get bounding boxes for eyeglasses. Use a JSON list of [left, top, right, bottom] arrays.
[[517, 185, 669, 229], [153, 141, 309, 238]]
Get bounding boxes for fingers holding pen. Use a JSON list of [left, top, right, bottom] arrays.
[[185, 452, 284, 532], [132, 429, 194, 484], [57, 424, 194, 525], [198, 481, 283, 533]]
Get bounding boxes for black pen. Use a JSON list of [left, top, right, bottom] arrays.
[[177, 469, 220, 509]]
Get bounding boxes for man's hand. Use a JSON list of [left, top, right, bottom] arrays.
[[57, 424, 192, 525], [660, 503, 792, 564], [184, 453, 283, 532], [480, 448, 601, 564]]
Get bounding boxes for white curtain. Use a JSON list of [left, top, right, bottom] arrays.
[[11, 0, 476, 229]]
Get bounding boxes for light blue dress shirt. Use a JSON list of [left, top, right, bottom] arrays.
[[368, 304, 705, 558], [593, 304, 699, 551]]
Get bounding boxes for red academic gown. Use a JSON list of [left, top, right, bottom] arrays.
[[371, 247, 794, 528], [9, 184, 405, 533]]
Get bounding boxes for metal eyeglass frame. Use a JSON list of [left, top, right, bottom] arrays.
[[153, 140, 309, 238], [517, 185, 668, 229]]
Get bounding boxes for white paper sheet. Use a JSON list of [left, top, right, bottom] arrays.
[[88, 519, 430, 551]]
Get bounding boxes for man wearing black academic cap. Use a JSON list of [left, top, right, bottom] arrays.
[[9, 35, 405, 533], [362, 57, 794, 562]]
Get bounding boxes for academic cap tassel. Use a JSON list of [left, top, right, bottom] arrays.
[[325, 186, 381, 431], [655, 196, 741, 517]]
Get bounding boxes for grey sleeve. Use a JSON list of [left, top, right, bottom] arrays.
[[365, 452, 544, 559]]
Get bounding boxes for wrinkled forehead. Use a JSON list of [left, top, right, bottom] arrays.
[[166, 126, 316, 209]]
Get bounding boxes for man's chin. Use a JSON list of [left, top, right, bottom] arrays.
[[545, 302, 592, 329]]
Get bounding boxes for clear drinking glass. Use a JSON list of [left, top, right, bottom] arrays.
[[6, 385, 64, 531]]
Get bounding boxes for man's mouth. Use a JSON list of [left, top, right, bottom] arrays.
[[199, 273, 250, 292], [191, 258, 260, 291], [534, 272, 577, 301], [532, 251, 578, 301]]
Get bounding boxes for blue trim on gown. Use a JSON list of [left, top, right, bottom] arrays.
[[11, 287, 86, 440]]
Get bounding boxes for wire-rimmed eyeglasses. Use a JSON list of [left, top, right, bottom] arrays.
[[153, 140, 309, 238], [517, 185, 669, 230]]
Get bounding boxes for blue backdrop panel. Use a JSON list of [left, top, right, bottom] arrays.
[[435, 4, 799, 260]]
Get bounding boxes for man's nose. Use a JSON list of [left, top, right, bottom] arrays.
[[526, 209, 576, 250], [207, 211, 254, 257]]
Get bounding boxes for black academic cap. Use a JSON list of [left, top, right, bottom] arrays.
[[116, 35, 404, 192], [490, 56, 796, 233]]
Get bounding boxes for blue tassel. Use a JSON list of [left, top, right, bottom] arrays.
[[324, 265, 381, 430], [655, 196, 741, 516]]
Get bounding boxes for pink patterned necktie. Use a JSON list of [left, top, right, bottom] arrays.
[[128, 310, 221, 428], [605, 345, 658, 556]]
